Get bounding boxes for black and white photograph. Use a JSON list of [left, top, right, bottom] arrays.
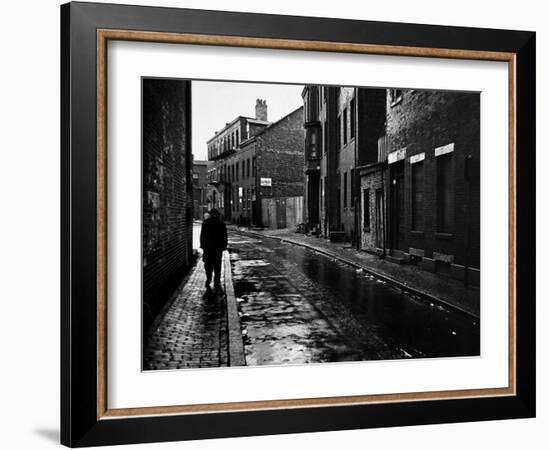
[[142, 78, 481, 370]]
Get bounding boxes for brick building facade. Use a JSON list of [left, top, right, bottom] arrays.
[[304, 86, 480, 284], [302, 86, 385, 242], [192, 160, 209, 219], [379, 89, 480, 281], [142, 78, 193, 332], [207, 100, 305, 228]]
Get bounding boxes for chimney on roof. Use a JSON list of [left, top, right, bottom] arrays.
[[255, 99, 268, 121]]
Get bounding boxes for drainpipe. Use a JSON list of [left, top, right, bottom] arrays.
[[353, 88, 359, 250], [381, 163, 387, 258]]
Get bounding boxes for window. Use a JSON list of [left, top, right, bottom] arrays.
[[247, 159, 250, 178], [437, 153, 453, 232], [390, 89, 403, 105], [336, 115, 341, 149], [350, 98, 356, 139], [321, 177, 325, 207], [411, 161, 424, 230], [343, 172, 348, 208], [343, 108, 348, 145], [323, 124, 328, 154], [252, 156, 256, 176], [363, 189, 370, 230], [242, 161, 245, 179], [311, 132, 317, 158], [350, 170, 355, 206], [236, 129, 239, 146]]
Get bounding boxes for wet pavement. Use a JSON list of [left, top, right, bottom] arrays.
[[229, 231, 480, 366], [143, 223, 230, 370]]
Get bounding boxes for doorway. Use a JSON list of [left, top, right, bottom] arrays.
[[389, 161, 405, 251]]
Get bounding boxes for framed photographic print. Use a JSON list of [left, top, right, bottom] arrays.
[[61, 1, 536, 447]]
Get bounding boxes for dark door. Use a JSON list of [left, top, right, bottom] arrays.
[[308, 173, 320, 226], [390, 161, 405, 251], [375, 188, 384, 249], [276, 198, 287, 229], [336, 187, 341, 230]]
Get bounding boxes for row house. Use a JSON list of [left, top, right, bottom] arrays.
[[207, 99, 305, 228], [192, 159, 210, 219], [302, 85, 385, 242], [303, 86, 480, 284]]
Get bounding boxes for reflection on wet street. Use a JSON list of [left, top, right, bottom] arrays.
[[229, 231, 480, 366]]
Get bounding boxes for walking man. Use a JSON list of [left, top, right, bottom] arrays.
[[200, 208, 228, 290]]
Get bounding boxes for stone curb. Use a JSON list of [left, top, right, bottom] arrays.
[[223, 250, 246, 366], [235, 229, 479, 320]]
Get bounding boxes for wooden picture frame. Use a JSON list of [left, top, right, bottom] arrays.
[[61, 1, 535, 446]]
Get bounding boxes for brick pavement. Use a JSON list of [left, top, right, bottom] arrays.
[[143, 254, 229, 370]]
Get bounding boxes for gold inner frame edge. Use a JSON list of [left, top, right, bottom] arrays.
[[95, 29, 517, 420]]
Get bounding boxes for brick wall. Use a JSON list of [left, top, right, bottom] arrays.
[[142, 79, 193, 332], [386, 90, 480, 268], [257, 106, 305, 197]]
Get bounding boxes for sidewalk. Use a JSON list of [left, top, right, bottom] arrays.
[[231, 226, 480, 318], [143, 252, 245, 370]]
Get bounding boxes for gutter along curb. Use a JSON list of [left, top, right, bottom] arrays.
[[235, 229, 479, 320]]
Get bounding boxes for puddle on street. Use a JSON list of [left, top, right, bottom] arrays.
[[229, 234, 480, 366]]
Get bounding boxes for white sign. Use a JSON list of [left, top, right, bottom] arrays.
[[409, 152, 425, 164], [388, 147, 407, 164], [435, 142, 455, 157], [260, 177, 272, 187]]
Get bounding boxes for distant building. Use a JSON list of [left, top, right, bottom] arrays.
[[192, 160, 210, 219], [207, 99, 305, 228]]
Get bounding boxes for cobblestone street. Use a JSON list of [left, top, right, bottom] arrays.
[[143, 253, 229, 370]]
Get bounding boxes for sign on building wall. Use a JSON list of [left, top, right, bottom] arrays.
[[260, 177, 272, 187], [388, 147, 407, 164]]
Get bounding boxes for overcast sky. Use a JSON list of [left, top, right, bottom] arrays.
[[191, 80, 304, 161]]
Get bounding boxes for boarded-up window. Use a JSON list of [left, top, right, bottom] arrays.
[[412, 162, 424, 230], [343, 172, 348, 208], [437, 154, 453, 232]]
